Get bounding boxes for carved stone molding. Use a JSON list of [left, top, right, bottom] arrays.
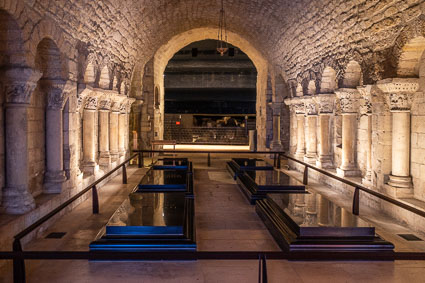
[[335, 88, 360, 114], [85, 96, 98, 110], [126, 98, 137, 114], [304, 97, 318, 115], [313, 94, 335, 114], [377, 78, 419, 112], [1, 67, 42, 105], [290, 97, 306, 114], [357, 85, 373, 114], [98, 94, 112, 111], [111, 95, 127, 112]]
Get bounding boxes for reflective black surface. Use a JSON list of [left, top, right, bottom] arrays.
[[232, 158, 273, 170], [267, 192, 374, 237], [245, 170, 304, 190], [106, 192, 186, 236], [140, 169, 187, 185], [154, 158, 189, 170]]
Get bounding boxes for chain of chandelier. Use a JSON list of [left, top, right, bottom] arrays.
[[217, 0, 229, 56]]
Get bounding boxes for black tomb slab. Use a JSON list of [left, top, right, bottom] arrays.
[[237, 170, 306, 204], [226, 158, 274, 180], [89, 192, 196, 252], [153, 158, 189, 170], [256, 192, 394, 253], [136, 167, 193, 195]]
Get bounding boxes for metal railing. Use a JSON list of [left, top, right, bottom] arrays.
[[283, 154, 425, 219], [11, 153, 141, 283], [2, 151, 425, 283], [164, 126, 249, 145]]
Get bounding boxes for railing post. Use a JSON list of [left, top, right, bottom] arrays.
[[258, 254, 268, 283], [138, 152, 143, 168], [122, 164, 128, 184], [13, 239, 25, 283], [277, 153, 281, 169], [303, 166, 309, 185], [92, 185, 99, 214], [352, 187, 360, 215], [273, 154, 277, 168], [207, 153, 211, 167]]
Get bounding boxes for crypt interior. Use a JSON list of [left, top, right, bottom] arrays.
[[1, 0, 425, 282]]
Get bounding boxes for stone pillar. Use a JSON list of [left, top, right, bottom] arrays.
[[44, 80, 68, 193], [271, 103, 282, 150], [125, 98, 136, 154], [314, 94, 335, 168], [83, 96, 98, 175], [1, 67, 42, 214], [98, 95, 112, 168], [358, 86, 373, 185], [335, 89, 361, 177], [292, 99, 305, 159], [304, 98, 318, 164], [110, 100, 121, 161], [377, 78, 419, 195], [118, 102, 127, 157]]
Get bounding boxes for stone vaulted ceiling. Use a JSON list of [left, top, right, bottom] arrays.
[[11, 0, 425, 83]]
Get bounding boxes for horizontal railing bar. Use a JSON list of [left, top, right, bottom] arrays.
[[0, 250, 423, 261], [283, 154, 425, 219], [135, 150, 285, 154], [14, 154, 139, 241]]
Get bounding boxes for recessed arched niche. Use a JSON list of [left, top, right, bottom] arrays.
[[307, 80, 316, 95], [84, 62, 96, 84], [342, 60, 362, 88], [398, 36, 425, 78], [99, 65, 110, 89], [320, 66, 337, 93]]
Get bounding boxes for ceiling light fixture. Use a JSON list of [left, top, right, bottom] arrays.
[[217, 0, 228, 56]]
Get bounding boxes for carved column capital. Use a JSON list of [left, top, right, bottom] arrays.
[[98, 93, 112, 111], [335, 88, 360, 114], [1, 67, 42, 105], [313, 94, 335, 114], [111, 95, 127, 112], [304, 97, 318, 115], [291, 97, 306, 114], [126, 98, 137, 114], [41, 79, 69, 110], [84, 91, 100, 110], [377, 78, 419, 112], [357, 85, 373, 114]]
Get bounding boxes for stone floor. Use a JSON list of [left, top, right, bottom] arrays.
[[0, 155, 425, 282]]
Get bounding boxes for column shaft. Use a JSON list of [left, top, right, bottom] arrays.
[[388, 111, 411, 187], [337, 113, 360, 177], [99, 110, 111, 167], [316, 114, 333, 168], [295, 114, 305, 158], [2, 104, 36, 214], [362, 114, 372, 185], [110, 112, 119, 160], [83, 109, 96, 174], [118, 113, 126, 156], [304, 115, 317, 164], [44, 108, 66, 193]]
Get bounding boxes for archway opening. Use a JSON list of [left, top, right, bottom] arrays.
[[162, 39, 257, 145]]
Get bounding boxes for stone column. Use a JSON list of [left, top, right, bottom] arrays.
[[1, 67, 42, 214], [335, 89, 361, 177], [110, 99, 121, 161], [271, 103, 282, 150], [304, 98, 318, 164], [358, 86, 373, 185], [125, 98, 136, 154], [314, 94, 335, 168], [118, 102, 127, 157], [83, 96, 98, 175], [377, 78, 419, 194], [98, 95, 112, 168], [292, 99, 306, 159], [44, 80, 68, 193]]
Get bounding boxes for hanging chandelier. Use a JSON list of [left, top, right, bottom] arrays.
[[217, 0, 228, 56]]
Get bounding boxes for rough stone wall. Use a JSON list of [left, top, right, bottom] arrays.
[[411, 90, 425, 201]]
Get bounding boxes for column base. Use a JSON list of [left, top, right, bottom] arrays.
[[383, 183, 414, 198], [110, 151, 119, 162], [1, 185, 36, 214], [83, 162, 96, 176], [362, 171, 372, 187], [304, 154, 317, 165], [316, 155, 333, 169], [99, 152, 111, 167], [295, 152, 305, 160], [44, 170, 67, 194], [336, 166, 361, 177], [388, 175, 412, 188], [271, 141, 282, 151]]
